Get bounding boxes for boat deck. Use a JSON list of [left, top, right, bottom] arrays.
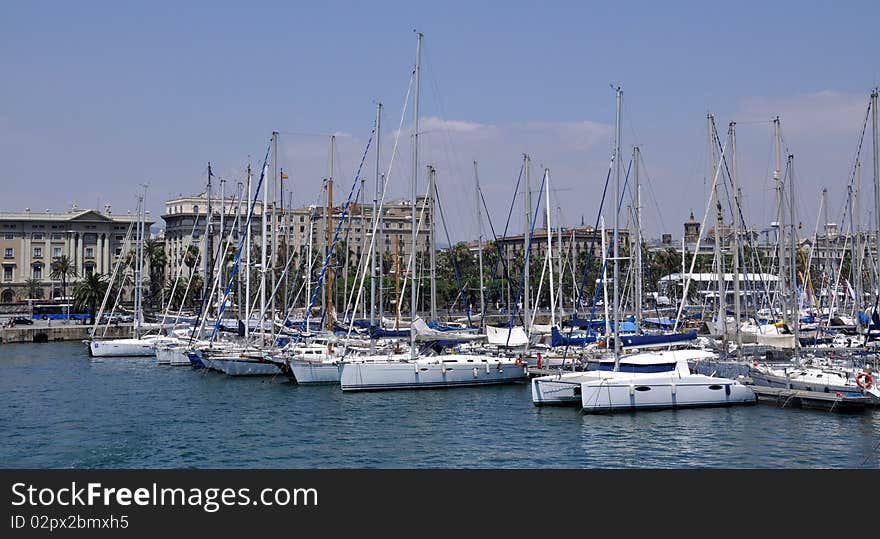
[[746, 384, 872, 412]]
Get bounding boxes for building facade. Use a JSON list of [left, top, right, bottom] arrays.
[[0, 207, 151, 302], [161, 191, 434, 283]]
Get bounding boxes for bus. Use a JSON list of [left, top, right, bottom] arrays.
[[29, 299, 90, 321]]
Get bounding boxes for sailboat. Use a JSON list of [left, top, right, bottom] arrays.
[[533, 88, 755, 410], [88, 187, 177, 357], [340, 32, 527, 392]]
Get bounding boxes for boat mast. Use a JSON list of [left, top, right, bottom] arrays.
[[370, 102, 382, 350], [872, 88, 880, 311], [271, 131, 279, 342], [730, 122, 743, 360], [788, 154, 800, 364], [545, 168, 555, 328], [205, 163, 213, 311], [633, 146, 642, 334], [709, 114, 727, 353], [774, 116, 786, 327], [326, 135, 335, 335], [260, 157, 268, 346], [522, 153, 531, 334], [305, 205, 314, 330], [474, 161, 485, 322], [853, 160, 863, 332], [245, 164, 252, 341], [410, 31, 422, 360], [429, 164, 437, 321], [134, 186, 146, 339], [612, 86, 622, 366], [218, 176, 226, 318], [601, 216, 610, 339]]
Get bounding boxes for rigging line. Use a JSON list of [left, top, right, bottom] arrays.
[[505, 169, 548, 348], [481, 163, 525, 316], [435, 179, 472, 327], [209, 143, 272, 342], [299, 128, 375, 334]]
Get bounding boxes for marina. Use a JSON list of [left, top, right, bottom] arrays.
[[1, 342, 879, 469]]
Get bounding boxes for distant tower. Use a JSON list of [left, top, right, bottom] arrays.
[[684, 210, 700, 245]]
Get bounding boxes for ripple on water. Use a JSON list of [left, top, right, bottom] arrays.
[[1, 342, 879, 468]]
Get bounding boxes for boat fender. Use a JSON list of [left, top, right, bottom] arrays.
[[671, 383, 676, 396], [537, 353, 543, 369], [485, 362, 490, 374], [856, 372, 873, 389], [629, 384, 635, 396], [473, 367, 478, 378]]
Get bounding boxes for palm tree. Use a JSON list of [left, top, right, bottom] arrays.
[[24, 278, 44, 300], [50, 255, 77, 301], [144, 239, 167, 308], [73, 272, 107, 325]]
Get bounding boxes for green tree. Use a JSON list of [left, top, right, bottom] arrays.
[[50, 255, 77, 300], [24, 278, 44, 300], [73, 272, 108, 325]]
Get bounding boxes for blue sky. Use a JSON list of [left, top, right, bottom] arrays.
[[2, 1, 878, 241]]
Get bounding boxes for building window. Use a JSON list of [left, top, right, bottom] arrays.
[[85, 266, 94, 277], [33, 266, 42, 280], [53, 247, 62, 258], [3, 248, 12, 259], [85, 247, 94, 258], [33, 233, 44, 240], [33, 247, 42, 258], [51, 233, 63, 240], [3, 267, 11, 281], [115, 248, 122, 256], [193, 205, 199, 214], [116, 235, 124, 241], [3, 233, 12, 240]]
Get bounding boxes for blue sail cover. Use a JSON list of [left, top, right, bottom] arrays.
[[551, 326, 597, 347], [619, 331, 697, 347], [369, 326, 410, 339], [563, 314, 636, 331], [642, 317, 677, 329]]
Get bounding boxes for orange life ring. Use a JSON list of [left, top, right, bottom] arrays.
[[515, 357, 523, 367], [856, 372, 873, 389]]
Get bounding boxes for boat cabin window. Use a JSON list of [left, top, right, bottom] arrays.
[[598, 362, 677, 373]]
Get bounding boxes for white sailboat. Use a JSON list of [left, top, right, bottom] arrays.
[[340, 32, 527, 392]]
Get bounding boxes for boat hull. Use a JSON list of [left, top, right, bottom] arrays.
[[289, 360, 341, 384], [580, 377, 756, 412], [208, 356, 282, 376], [89, 339, 158, 357], [341, 357, 528, 392]]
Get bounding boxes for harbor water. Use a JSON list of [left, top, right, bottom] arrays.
[[2, 342, 879, 469]]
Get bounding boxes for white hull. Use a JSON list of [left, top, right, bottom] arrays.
[[88, 337, 171, 357], [580, 375, 756, 412], [289, 360, 341, 384], [155, 344, 194, 366], [532, 372, 602, 405], [341, 354, 528, 391], [208, 356, 282, 376]]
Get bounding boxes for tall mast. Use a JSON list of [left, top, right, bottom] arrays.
[[556, 207, 564, 317], [370, 102, 382, 348], [789, 154, 800, 364], [545, 168, 555, 327], [633, 146, 642, 334], [305, 205, 314, 329], [474, 161, 485, 321], [410, 31, 422, 359], [271, 131, 279, 340], [730, 122, 742, 359], [205, 163, 213, 309], [245, 164, 252, 340], [428, 165, 437, 321], [326, 135, 335, 334], [522, 153, 531, 334], [612, 86, 622, 365], [854, 160, 863, 331], [219, 176, 226, 318], [709, 114, 727, 352], [260, 157, 268, 346], [774, 116, 786, 326], [872, 88, 880, 307]]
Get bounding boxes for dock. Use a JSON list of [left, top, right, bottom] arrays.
[[747, 384, 872, 412], [1, 321, 132, 344]]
